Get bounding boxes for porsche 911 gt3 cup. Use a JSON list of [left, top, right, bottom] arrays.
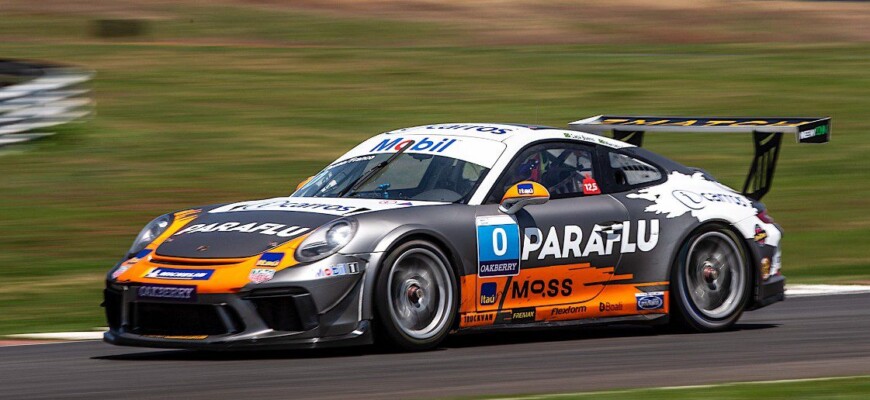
[[103, 115, 830, 350]]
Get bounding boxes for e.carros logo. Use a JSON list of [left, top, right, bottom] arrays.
[[425, 124, 514, 134]]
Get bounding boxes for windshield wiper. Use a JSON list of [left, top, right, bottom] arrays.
[[338, 140, 414, 198]]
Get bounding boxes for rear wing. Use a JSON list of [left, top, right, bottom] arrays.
[[568, 115, 831, 200]]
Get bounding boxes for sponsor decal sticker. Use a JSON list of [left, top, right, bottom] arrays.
[[330, 155, 375, 168], [144, 268, 214, 281], [636, 292, 665, 310], [550, 304, 587, 318], [111, 264, 132, 279], [315, 262, 360, 278], [582, 175, 601, 195], [480, 282, 498, 305], [256, 252, 284, 267], [510, 307, 536, 323], [249, 268, 276, 284], [799, 124, 827, 140], [754, 225, 768, 245], [517, 183, 534, 195], [761, 257, 771, 280], [600, 117, 811, 128], [562, 132, 628, 148], [463, 312, 495, 325], [136, 284, 197, 302], [370, 136, 457, 153], [425, 124, 513, 134], [521, 220, 659, 261], [174, 222, 309, 239], [599, 302, 624, 312], [143, 335, 208, 340], [210, 200, 360, 214], [510, 278, 573, 299], [476, 215, 521, 277], [627, 171, 756, 222]]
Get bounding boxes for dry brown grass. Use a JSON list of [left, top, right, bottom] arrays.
[[1, 0, 868, 45]]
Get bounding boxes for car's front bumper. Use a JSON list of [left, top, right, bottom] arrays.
[[103, 253, 381, 350]]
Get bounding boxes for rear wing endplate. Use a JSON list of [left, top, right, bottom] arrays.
[[568, 115, 831, 200]]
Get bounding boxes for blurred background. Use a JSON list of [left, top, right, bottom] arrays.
[[0, 0, 867, 335]]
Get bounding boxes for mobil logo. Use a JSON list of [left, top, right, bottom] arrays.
[[370, 137, 457, 153]]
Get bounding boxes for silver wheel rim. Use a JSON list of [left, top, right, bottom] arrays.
[[387, 248, 452, 340], [684, 231, 745, 319]]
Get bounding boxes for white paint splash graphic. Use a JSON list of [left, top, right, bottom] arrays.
[[626, 171, 756, 222]]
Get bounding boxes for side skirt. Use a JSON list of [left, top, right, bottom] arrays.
[[454, 313, 668, 333]]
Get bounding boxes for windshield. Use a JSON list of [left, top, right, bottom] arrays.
[[293, 153, 489, 203]]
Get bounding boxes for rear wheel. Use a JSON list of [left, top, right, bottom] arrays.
[[375, 240, 457, 351], [671, 225, 750, 331]]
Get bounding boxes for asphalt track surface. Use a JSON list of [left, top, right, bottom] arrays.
[[2, 293, 869, 399]]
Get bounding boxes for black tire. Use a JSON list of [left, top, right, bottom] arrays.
[[374, 240, 458, 351], [670, 224, 751, 332]]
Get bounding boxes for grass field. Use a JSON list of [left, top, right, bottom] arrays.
[[0, 2, 868, 334], [482, 376, 870, 400]]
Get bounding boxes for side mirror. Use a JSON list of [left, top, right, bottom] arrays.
[[295, 176, 314, 191], [499, 181, 550, 215]]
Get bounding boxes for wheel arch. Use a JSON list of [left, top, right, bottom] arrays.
[[666, 219, 755, 287], [667, 219, 756, 330], [361, 225, 465, 322]]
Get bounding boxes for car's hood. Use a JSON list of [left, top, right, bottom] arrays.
[[155, 197, 444, 259]]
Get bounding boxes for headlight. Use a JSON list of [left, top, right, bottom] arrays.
[[127, 214, 174, 257], [295, 219, 357, 263]]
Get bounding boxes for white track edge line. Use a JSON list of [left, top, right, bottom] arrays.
[[491, 375, 870, 400]]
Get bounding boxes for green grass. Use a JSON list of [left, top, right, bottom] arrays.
[[0, 4, 868, 334], [480, 376, 870, 400]]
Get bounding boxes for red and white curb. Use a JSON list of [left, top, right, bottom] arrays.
[[2, 285, 870, 347]]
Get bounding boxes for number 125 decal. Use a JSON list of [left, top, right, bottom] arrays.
[[476, 215, 520, 277]]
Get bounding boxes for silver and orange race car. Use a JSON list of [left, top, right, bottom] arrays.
[[103, 115, 830, 351]]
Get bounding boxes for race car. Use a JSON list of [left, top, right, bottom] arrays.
[[103, 115, 830, 351]]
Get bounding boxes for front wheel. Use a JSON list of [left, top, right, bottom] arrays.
[[671, 225, 751, 332], [374, 240, 458, 351]]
